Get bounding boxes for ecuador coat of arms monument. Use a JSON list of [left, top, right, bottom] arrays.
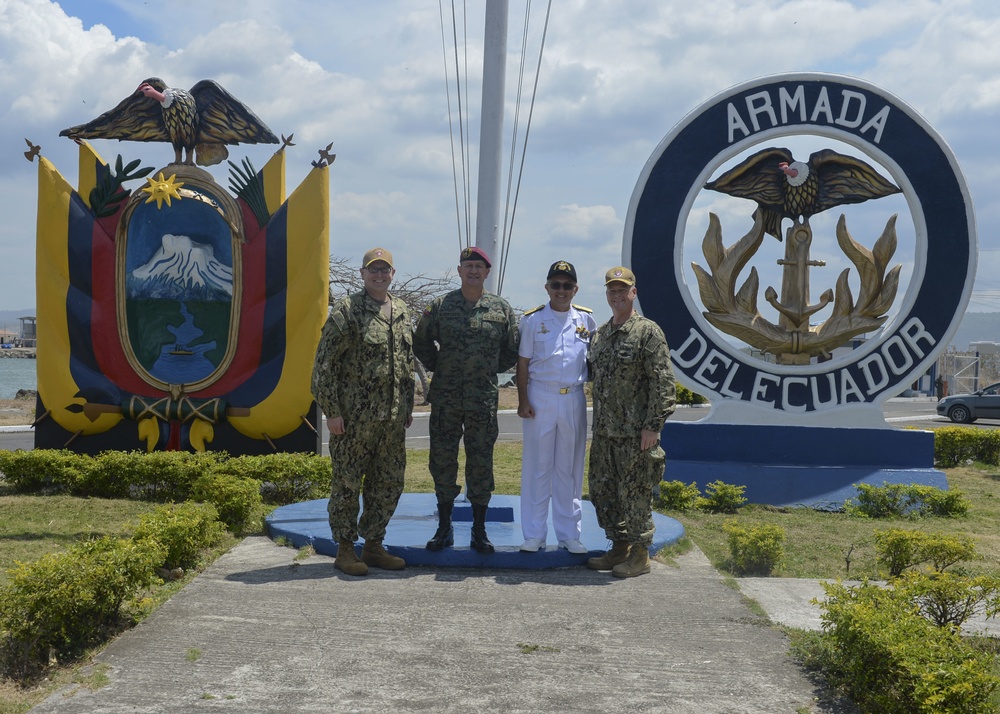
[[30, 78, 331, 454], [625, 72, 976, 507]]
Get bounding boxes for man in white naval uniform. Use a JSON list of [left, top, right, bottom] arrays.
[[516, 261, 597, 554]]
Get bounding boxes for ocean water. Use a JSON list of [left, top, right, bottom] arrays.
[[0, 358, 37, 398]]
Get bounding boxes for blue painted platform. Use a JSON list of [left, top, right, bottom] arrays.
[[266, 493, 685, 569], [662, 422, 947, 510]]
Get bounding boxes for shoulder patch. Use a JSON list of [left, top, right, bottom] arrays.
[[523, 304, 545, 316], [572, 304, 593, 313]]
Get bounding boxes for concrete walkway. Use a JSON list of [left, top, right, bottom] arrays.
[[31, 537, 859, 714]]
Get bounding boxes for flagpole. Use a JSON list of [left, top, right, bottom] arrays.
[[475, 0, 508, 294]]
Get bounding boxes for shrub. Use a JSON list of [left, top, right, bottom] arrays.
[[933, 427, 1000, 467], [0, 449, 88, 493], [844, 482, 911, 518], [919, 532, 978, 572], [190, 472, 263, 533], [129, 502, 226, 570], [873, 528, 978, 577], [75, 449, 141, 499], [819, 580, 1000, 713], [873, 528, 922, 577], [723, 520, 785, 576], [844, 482, 970, 519], [695, 480, 747, 514], [655, 480, 700, 511], [129, 451, 223, 502], [895, 570, 1000, 628], [214, 453, 330, 504], [676, 384, 708, 406], [0, 536, 165, 673], [914, 485, 970, 517]]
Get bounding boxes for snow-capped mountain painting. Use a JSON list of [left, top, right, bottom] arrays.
[[129, 233, 233, 301]]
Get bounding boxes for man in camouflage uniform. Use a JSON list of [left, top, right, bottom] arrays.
[[587, 266, 676, 578], [311, 247, 414, 577], [413, 246, 519, 553]]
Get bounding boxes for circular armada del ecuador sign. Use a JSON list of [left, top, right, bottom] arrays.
[[624, 72, 976, 426]]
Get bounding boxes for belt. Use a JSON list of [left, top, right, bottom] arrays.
[[529, 381, 584, 394]]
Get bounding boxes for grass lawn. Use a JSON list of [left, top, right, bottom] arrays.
[[670, 464, 1000, 579]]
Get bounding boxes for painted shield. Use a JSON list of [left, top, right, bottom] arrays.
[[116, 168, 243, 393]]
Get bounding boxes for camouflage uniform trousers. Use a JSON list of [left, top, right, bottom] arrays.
[[327, 418, 406, 543], [428, 404, 498, 506], [587, 434, 666, 547]]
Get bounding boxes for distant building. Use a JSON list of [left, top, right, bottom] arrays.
[[18, 316, 36, 347], [969, 341, 1000, 355]]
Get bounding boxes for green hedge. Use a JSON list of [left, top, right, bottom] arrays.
[[0, 450, 88, 493], [676, 384, 708, 405], [129, 502, 228, 570], [819, 580, 999, 713], [0, 536, 166, 675], [211, 453, 331, 504], [933, 427, 1000, 467], [0, 501, 230, 677], [0, 448, 331, 680], [0, 449, 330, 508]]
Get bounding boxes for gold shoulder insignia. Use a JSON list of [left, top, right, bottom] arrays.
[[523, 304, 545, 316], [572, 304, 593, 313]]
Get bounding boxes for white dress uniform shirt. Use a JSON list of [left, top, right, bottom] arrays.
[[518, 303, 597, 547]]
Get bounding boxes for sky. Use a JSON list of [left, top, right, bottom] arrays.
[[2, 0, 1000, 333]]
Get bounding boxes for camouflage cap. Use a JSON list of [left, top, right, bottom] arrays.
[[604, 266, 636, 286], [460, 246, 492, 267], [363, 247, 393, 268]]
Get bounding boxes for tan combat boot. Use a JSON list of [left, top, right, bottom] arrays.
[[586, 540, 630, 571], [612, 545, 651, 578], [334, 540, 368, 576], [362, 540, 405, 570]]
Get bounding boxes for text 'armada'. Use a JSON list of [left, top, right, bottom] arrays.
[[727, 85, 891, 144]]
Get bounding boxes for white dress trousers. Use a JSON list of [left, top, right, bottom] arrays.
[[519, 304, 597, 542]]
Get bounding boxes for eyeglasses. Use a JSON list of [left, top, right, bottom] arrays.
[[365, 265, 392, 274], [548, 281, 576, 290]]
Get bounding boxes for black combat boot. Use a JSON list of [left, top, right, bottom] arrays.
[[470, 503, 495, 553], [426, 499, 455, 551]]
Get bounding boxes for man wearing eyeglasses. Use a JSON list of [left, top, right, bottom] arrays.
[[586, 266, 676, 577], [311, 247, 415, 577], [413, 246, 519, 554], [515, 261, 596, 555]]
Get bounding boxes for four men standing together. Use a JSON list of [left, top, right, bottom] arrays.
[[311, 247, 675, 578]]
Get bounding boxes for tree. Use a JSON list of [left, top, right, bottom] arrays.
[[326, 256, 459, 403]]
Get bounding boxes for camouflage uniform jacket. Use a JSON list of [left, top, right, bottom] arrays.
[[311, 291, 414, 422], [589, 312, 676, 437], [413, 289, 519, 410]]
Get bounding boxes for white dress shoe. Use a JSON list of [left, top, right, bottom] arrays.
[[558, 539, 588, 554], [519, 537, 545, 552]]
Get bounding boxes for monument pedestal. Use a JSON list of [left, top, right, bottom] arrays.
[[662, 422, 946, 510]]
